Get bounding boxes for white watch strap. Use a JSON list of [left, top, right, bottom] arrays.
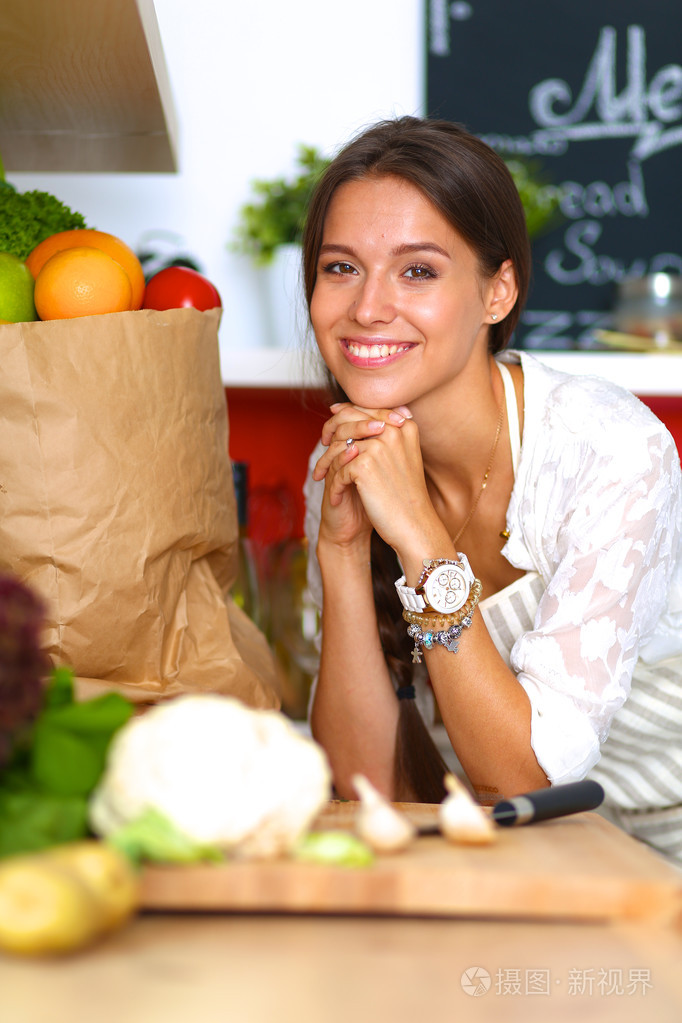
[[394, 576, 428, 612]]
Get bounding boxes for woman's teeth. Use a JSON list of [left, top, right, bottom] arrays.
[[347, 341, 410, 359]]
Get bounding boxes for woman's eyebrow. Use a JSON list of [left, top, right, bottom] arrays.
[[319, 243, 357, 256], [392, 242, 450, 258], [318, 242, 449, 257]]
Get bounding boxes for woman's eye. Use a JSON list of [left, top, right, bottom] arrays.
[[404, 264, 435, 280], [323, 261, 357, 275]]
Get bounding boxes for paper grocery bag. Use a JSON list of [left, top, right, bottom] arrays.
[[0, 307, 279, 709]]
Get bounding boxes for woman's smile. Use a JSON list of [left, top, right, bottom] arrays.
[[342, 337, 416, 366]]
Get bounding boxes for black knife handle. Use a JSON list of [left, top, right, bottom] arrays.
[[492, 780, 605, 827]]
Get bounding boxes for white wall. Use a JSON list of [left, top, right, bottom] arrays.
[[10, 0, 424, 372]]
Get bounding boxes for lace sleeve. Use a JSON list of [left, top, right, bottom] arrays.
[[510, 385, 682, 784]]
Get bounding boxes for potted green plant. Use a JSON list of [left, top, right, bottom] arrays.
[[233, 144, 561, 347], [233, 145, 330, 266], [232, 145, 329, 348], [504, 158, 563, 240]]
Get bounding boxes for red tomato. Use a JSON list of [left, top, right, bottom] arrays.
[[142, 267, 222, 311]]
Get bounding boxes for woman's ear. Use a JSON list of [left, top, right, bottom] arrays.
[[486, 259, 518, 324]]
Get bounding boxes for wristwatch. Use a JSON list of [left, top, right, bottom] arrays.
[[394, 555, 475, 614]]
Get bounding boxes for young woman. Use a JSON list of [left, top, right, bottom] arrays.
[[301, 116, 682, 864]]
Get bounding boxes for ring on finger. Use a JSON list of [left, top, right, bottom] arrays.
[[345, 437, 354, 449]]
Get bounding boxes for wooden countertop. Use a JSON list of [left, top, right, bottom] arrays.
[[2, 913, 681, 1023], [1, 808, 681, 1022]]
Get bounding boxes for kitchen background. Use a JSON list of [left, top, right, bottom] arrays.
[[3, 0, 680, 715]]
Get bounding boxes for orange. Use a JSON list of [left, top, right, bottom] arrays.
[[34, 247, 133, 320], [27, 229, 145, 309]]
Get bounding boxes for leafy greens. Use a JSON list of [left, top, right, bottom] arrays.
[[0, 667, 133, 857]]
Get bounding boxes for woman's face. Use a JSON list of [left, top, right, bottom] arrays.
[[310, 174, 501, 412]]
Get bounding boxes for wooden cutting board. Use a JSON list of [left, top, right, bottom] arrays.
[[140, 801, 682, 924]]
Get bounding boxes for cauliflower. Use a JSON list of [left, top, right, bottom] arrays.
[[89, 695, 332, 860]]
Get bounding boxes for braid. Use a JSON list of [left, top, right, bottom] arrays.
[[324, 376, 448, 803], [370, 532, 448, 803]]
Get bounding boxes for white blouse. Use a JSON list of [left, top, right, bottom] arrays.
[[496, 351, 682, 789], [303, 350, 682, 796]]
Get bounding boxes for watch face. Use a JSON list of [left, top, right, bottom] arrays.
[[424, 565, 470, 613]]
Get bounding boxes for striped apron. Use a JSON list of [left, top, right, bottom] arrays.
[[481, 364, 682, 867], [481, 576, 682, 867]]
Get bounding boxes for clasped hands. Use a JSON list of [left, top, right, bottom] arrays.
[[312, 402, 453, 573]]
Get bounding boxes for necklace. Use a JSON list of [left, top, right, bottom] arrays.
[[452, 390, 506, 546]]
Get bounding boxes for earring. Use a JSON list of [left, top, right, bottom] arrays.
[[491, 313, 498, 321]]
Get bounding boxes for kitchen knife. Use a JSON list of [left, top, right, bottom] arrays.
[[416, 779, 605, 834]]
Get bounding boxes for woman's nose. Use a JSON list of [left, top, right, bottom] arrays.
[[349, 275, 396, 325]]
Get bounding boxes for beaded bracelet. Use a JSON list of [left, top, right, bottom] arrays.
[[403, 579, 482, 663], [401, 579, 482, 631]]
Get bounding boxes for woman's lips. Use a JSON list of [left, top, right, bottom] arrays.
[[342, 338, 415, 366]]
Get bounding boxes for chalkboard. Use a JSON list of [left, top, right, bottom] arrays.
[[426, 1, 682, 349]]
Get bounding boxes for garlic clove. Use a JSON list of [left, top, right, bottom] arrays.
[[351, 774, 417, 853], [438, 773, 497, 845]]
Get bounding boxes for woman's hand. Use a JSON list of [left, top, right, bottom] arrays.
[[314, 403, 409, 551], [312, 402, 412, 484], [314, 402, 448, 566]]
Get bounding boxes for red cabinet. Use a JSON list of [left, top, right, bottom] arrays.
[[226, 385, 681, 547]]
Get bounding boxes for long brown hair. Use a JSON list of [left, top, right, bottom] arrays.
[[303, 117, 531, 802]]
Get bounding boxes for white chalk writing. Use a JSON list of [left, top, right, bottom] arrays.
[[428, 0, 450, 56], [529, 26, 682, 162], [526, 25, 681, 290], [545, 220, 682, 286]]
